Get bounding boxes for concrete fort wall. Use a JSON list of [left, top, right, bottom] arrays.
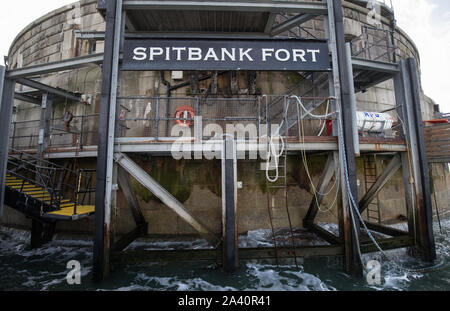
[[2, 0, 448, 236]]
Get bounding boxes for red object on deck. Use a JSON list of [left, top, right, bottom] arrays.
[[326, 120, 333, 136], [423, 119, 449, 125]]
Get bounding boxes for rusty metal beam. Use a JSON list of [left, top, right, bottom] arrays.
[[358, 153, 402, 213], [114, 152, 220, 247], [117, 166, 147, 226], [303, 153, 335, 228]]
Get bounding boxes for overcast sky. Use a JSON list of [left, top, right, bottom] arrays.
[[0, 0, 449, 113]]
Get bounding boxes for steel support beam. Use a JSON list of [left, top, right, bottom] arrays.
[[110, 236, 413, 264], [93, 0, 120, 282], [270, 14, 315, 36], [0, 68, 15, 218], [117, 166, 147, 226], [358, 154, 402, 213], [114, 152, 220, 247], [121, 1, 329, 14], [394, 59, 436, 261], [395, 66, 421, 245], [222, 138, 238, 272], [14, 93, 41, 105], [303, 153, 335, 228], [6, 53, 104, 79], [364, 222, 408, 237], [37, 93, 53, 157], [345, 43, 359, 156], [16, 78, 81, 103], [330, 0, 363, 277], [98, 32, 273, 40], [112, 224, 147, 252], [351, 57, 399, 74], [406, 59, 436, 261], [264, 13, 278, 34], [311, 224, 341, 245]]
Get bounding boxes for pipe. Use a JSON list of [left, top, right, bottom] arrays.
[[160, 71, 171, 136]]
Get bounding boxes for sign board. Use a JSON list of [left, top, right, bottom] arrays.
[[123, 39, 330, 71]]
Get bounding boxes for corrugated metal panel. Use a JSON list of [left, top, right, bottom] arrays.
[[128, 10, 270, 32]]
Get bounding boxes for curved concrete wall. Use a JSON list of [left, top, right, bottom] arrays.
[[3, 0, 447, 236]]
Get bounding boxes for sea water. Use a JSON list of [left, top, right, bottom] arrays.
[[0, 217, 449, 291]]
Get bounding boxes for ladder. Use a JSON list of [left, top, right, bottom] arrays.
[[265, 106, 298, 268], [363, 154, 381, 223]]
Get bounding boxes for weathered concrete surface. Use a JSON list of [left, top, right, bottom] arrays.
[[2, 0, 449, 236]]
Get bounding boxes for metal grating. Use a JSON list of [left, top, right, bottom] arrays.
[[128, 10, 270, 32]]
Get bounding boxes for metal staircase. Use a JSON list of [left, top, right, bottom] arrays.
[[363, 154, 382, 223], [3, 149, 96, 221]]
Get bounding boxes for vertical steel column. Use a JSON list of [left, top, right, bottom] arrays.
[[329, 0, 363, 276], [93, 0, 122, 282], [407, 59, 436, 261], [324, 0, 346, 249], [394, 59, 436, 261], [0, 66, 15, 218], [37, 93, 53, 157], [394, 62, 419, 245], [222, 138, 238, 272], [407, 58, 436, 262], [345, 43, 360, 156]]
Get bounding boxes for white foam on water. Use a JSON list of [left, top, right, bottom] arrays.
[[244, 263, 335, 291], [1, 217, 449, 291], [121, 272, 237, 291]]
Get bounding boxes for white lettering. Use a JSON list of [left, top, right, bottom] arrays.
[[275, 49, 290, 62], [166, 47, 170, 60], [188, 48, 202, 61], [173, 47, 186, 61], [293, 49, 307, 62], [133, 47, 147, 61], [149, 47, 164, 60], [221, 48, 236, 61], [239, 48, 254, 61], [307, 49, 320, 62], [204, 48, 219, 61], [262, 49, 274, 61]]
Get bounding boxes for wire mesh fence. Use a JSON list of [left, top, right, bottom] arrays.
[[9, 114, 99, 151], [9, 95, 337, 152], [350, 25, 396, 63]]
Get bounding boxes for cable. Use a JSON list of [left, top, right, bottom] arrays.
[[297, 100, 339, 213], [336, 111, 445, 274], [290, 95, 335, 119]]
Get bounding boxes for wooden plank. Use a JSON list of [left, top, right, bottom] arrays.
[[425, 141, 450, 148], [359, 154, 402, 213]]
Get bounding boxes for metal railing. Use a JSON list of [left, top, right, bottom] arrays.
[[9, 114, 99, 151], [350, 24, 396, 63], [7, 149, 96, 215]]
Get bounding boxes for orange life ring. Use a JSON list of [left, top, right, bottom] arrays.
[[174, 105, 195, 127]]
